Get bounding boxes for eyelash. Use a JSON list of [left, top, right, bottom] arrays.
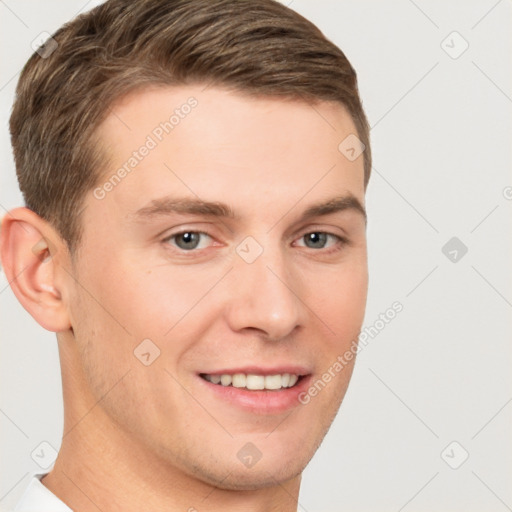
[[161, 230, 349, 255]]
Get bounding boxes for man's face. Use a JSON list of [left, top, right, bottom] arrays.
[[65, 85, 368, 489]]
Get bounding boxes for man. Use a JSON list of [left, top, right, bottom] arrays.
[[1, 0, 371, 510]]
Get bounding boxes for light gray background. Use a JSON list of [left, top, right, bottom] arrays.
[[1, 1, 511, 510]]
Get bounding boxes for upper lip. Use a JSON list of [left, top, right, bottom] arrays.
[[199, 366, 311, 376]]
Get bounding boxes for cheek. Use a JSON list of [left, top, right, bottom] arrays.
[[78, 256, 201, 341], [308, 261, 368, 336]]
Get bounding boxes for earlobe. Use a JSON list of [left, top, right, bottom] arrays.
[[0, 207, 71, 332]]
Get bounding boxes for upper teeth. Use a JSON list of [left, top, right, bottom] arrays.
[[203, 373, 299, 390]]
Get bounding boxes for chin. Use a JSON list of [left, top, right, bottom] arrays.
[[186, 435, 318, 491], [198, 459, 307, 491]]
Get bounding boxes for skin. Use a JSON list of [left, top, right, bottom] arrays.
[[1, 85, 368, 512]]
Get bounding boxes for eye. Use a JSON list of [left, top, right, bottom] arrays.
[[296, 232, 347, 251], [163, 231, 213, 251], [162, 230, 348, 254]]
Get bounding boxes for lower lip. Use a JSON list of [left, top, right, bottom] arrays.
[[197, 375, 312, 414]]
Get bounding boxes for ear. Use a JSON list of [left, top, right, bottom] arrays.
[[0, 207, 71, 332]]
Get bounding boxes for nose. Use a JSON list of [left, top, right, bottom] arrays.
[[223, 241, 304, 341]]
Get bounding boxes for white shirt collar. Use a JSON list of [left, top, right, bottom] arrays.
[[14, 473, 72, 511]]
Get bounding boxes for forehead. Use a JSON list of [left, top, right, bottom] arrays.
[[91, 85, 365, 221]]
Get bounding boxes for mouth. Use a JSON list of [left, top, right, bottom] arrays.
[[199, 372, 304, 391], [197, 368, 312, 414]]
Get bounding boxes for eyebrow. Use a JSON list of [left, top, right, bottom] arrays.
[[131, 193, 366, 224]]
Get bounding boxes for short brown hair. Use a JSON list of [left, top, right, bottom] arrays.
[[10, 0, 371, 253]]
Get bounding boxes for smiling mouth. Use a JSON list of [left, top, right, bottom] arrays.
[[199, 373, 305, 391]]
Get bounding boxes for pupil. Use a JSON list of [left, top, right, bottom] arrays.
[[178, 232, 199, 249], [306, 232, 326, 248]]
